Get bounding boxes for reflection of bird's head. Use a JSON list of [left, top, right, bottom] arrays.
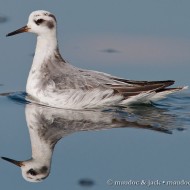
[[21, 160, 50, 183], [1, 157, 50, 183]]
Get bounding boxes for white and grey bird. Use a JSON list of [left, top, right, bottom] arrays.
[[6, 10, 187, 109]]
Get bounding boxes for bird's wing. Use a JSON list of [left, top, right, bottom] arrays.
[[105, 77, 175, 97], [49, 63, 179, 98]]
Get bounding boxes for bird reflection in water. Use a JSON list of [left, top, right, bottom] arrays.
[[1, 102, 175, 182]]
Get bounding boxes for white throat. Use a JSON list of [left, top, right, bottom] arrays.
[[26, 32, 58, 94], [33, 34, 58, 68], [25, 104, 54, 164], [29, 125, 53, 163]]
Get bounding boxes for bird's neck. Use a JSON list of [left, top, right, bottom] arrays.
[[26, 33, 67, 96], [25, 106, 54, 163], [33, 35, 58, 68], [30, 127, 53, 163]]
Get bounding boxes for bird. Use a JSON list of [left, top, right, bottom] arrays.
[[6, 10, 187, 109], [1, 103, 172, 182]]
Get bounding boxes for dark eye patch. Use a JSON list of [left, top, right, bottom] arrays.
[[35, 19, 45, 25], [47, 21, 54, 29], [27, 168, 38, 176]]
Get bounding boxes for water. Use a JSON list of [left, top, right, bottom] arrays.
[[0, 91, 190, 189], [1, 1, 190, 189]]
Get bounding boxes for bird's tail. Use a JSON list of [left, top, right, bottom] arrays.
[[150, 86, 188, 101]]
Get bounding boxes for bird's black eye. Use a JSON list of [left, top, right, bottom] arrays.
[[28, 169, 37, 176], [35, 19, 44, 25]]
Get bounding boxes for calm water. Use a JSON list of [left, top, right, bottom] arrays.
[[1, 1, 190, 189], [0, 91, 190, 190]]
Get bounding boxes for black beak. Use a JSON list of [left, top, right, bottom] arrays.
[[1, 157, 24, 167], [6, 25, 29, 37]]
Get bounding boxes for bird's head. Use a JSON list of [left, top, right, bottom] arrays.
[[6, 10, 57, 37], [1, 157, 50, 183]]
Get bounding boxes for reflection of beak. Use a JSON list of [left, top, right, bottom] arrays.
[[6, 25, 29, 37], [1, 157, 24, 167]]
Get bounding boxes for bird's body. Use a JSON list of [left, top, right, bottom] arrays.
[[7, 10, 187, 109]]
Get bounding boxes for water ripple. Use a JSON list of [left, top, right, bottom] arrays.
[[2, 91, 189, 133]]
